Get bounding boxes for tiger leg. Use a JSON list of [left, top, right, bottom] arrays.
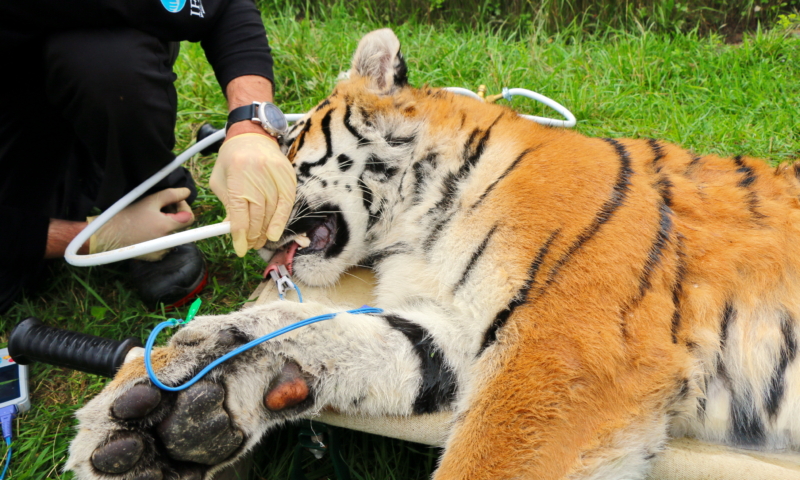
[[434, 305, 687, 480], [66, 300, 450, 480]]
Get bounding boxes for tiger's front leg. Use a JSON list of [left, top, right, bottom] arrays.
[[434, 303, 689, 480], [65, 301, 433, 480]]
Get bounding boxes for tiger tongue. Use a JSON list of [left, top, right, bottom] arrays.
[[264, 242, 300, 278]]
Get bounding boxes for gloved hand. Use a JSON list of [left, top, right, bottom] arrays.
[[209, 133, 296, 257], [89, 188, 195, 262]]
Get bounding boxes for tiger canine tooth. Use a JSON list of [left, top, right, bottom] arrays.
[[295, 234, 311, 248]]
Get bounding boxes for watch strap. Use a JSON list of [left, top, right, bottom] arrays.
[[225, 104, 258, 131]]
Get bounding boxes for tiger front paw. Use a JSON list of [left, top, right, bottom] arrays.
[[66, 304, 321, 480]]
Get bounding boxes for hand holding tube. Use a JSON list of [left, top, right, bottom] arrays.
[[209, 133, 296, 257], [89, 188, 194, 261]]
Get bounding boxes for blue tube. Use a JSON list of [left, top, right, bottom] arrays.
[[145, 307, 383, 392]]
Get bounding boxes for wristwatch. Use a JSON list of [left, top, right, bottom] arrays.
[[226, 101, 288, 137]]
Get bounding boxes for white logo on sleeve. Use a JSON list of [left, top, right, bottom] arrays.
[[190, 0, 205, 17]]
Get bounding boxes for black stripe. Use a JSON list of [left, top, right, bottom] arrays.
[[431, 173, 459, 213], [363, 242, 412, 266], [453, 225, 499, 293], [677, 378, 690, 399], [460, 114, 502, 173], [412, 152, 438, 205], [314, 98, 331, 112], [765, 311, 798, 418], [730, 391, 766, 446], [648, 138, 665, 170], [654, 175, 674, 208], [383, 315, 457, 414], [541, 138, 633, 289], [470, 148, 534, 210], [343, 104, 369, 147], [337, 154, 354, 171], [720, 302, 735, 350], [638, 202, 673, 299], [733, 155, 757, 188], [733, 156, 766, 220], [358, 177, 375, 216], [423, 216, 453, 252], [479, 230, 560, 354], [619, 202, 673, 340], [685, 155, 702, 176], [293, 118, 312, 155], [385, 133, 416, 147], [365, 154, 399, 182], [744, 192, 767, 220], [697, 396, 707, 420], [670, 239, 687, 344], [423, 173, 460, 250], [298, 110, 334, 178]]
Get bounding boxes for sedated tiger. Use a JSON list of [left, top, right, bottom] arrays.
[[67, 29, 800, 480]]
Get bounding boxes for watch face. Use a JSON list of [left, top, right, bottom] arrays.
[[261, 103, 288, 134]]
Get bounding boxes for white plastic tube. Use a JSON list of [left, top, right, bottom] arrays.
[[65, 89, 574, 267], [444, 87, 576, 128], [504, 88, 576, 128], [64, 128, 229, 266], [442, 87, 483, 100]]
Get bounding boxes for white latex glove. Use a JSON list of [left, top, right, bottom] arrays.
[[209, 133, 296, 257], [88, 188, 195, 262]]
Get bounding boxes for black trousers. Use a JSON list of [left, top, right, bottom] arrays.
[[0, 27, 197, 314]]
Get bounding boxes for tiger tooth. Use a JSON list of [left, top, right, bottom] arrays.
[[295, 234, 311, 248]]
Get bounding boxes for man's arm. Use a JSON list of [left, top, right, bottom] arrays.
[[45, 220, 89, 258], [209, 74, 296, 256]]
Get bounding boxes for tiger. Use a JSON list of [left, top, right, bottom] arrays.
[[66, 28, 800, 480]]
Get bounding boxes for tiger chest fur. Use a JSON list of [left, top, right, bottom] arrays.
[[67, 28, 800, 480]]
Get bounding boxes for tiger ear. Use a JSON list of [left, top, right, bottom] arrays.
[[349, 29, 408, 93]]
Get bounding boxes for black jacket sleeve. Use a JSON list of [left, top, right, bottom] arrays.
[[200, 0, 274, 93], [0, 0, 273, 92]]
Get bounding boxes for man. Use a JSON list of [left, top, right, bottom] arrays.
[[0, 0, 295, 313]]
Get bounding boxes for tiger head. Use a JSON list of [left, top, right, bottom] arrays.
[[264, 28, 524, 287]]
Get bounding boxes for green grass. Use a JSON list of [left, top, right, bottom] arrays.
[[260, 0, 800, 37], [1, 9, 799, 479]]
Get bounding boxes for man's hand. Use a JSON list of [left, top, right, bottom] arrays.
[[211, 75, 297, 257], [89, 188, 195, 261], [210, 133, 296, 257]]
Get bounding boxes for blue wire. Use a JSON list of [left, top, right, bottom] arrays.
[[145, 306, 383, 392], [0, 438, 11, 480]]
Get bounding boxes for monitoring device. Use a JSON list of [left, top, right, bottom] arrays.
[[0, 348, 30, 412]]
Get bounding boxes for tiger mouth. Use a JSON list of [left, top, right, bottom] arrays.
[[265, 205, 341, 276], [294, 212, 338, 256]]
